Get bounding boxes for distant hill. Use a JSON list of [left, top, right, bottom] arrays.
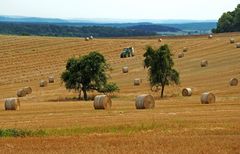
[[0, 16, 66, 23], [164, 22, 217, 31], [0, 22, 156, 37], [0, 15, 216, 24], [126, 24, 180, 32], [0, 15, 217, 36]]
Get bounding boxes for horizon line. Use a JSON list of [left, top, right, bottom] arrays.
[[0, 14, 218, 22]]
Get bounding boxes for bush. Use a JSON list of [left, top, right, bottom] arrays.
[[100, 83, 120, 95]]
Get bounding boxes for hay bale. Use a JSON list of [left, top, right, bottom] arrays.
[[93, 95, 112, 110], [85, 37, 89, 41], [236, 43, 240, 48], [90, 36, 94, 40], [201, 60, 208, 67], [158, 38, 162, 42], [178, 52, 184, 58], [134, 78, 141, 86], [5, 98, 20, 110], [16, 89, 27, 97], [208, 34, 213, 39], [23, 87, 32, 94], [230, 38, 235, 44], [135, 94, 155, 109], [40, 80, 47, 87], [229, 78, 238, 86], [122, 67, 128, 73], [48, 76, 54, 83], [183, 47, 188, 52], [201, 92, 215, 104], [182, 88, 192, 96]]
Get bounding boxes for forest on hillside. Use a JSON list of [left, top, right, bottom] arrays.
[[0, 22, 158, 37]]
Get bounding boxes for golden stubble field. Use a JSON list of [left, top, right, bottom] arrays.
[[0, 33, 240, 153]]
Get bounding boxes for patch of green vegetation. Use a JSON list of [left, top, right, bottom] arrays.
[[2, 119, 239, 138], [0, 122, 160, 138], [0, 129, 47, 137], [47, 122, 159, 136]]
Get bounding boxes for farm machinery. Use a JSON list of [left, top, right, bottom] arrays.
[[120, 47, 135, 58]]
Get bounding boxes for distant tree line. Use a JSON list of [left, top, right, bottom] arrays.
[[0, 22, 156, 37], [212, 4, 240, 33], [127, 24, 180, 32]]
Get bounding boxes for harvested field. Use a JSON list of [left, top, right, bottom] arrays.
[[0, 33, 240, 153]]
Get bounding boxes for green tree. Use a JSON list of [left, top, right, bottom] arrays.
[[216, 12, 234, 33], [61, 51, 117, 100], [143, 44, 180, 98], [233, 4, 240, 31], [213, 4, 240, 33]]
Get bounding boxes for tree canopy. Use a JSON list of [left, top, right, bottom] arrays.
[[213, 4, 240, 33], [61, 51, 118, 100], [143, 44, 180, 98]]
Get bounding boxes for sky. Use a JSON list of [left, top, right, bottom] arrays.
[[0, 0, 239, 20]]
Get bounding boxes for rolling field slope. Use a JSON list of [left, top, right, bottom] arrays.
[[0, 34, 240, 153]]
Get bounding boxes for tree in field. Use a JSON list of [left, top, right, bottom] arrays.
[[213, 4, 240, 33], [143, 44, 180, 98], [61, 51, 119, 100]]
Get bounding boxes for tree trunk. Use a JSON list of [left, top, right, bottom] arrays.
[[161, 84, 165, 98], [160, 76, 167, 98], [83, 89, 88, 101]]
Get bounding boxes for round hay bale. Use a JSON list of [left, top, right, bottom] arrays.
[[236, 43, 240, 48], [48, 76, 54, 83], [5, 98, 20, 110], [135, 94, 155, 109], [90, 36, 94, 40], [208, 34, 213, 39], [85, 37, 89, 41], [201, 60, 208, 67], [182, 88, 192, 96], [23, 86, 32, 94], [178, 52, 184, 58], [183, 47, 188, 52], [40, 80, 47, 87], [230, 38, 235, 44], [16, 89, 27, 97], [122, 67, 128, 73], [158, 38, 162, 42], [134, 78, 141, 86], [229, 78, 238, 86], [93, 95, 112, 110], [201, 92, 215, 104]]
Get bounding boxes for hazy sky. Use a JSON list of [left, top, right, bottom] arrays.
[[0, 0, 239, 20]]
